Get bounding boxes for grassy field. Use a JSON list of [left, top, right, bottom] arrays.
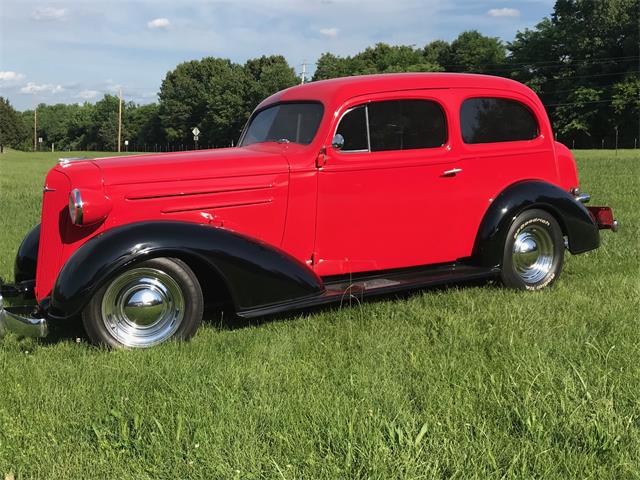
[[0, 149, 638, 479]]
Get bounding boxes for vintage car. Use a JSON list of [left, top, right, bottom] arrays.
[[0, 73, 618, 348]]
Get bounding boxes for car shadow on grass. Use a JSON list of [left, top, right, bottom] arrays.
[[35, 277, 498, 347], [217, 277, 498, 331]]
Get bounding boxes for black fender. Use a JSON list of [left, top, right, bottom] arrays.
[[15, 224, 40, 283], [472, 181, 599, 267], [49, 221, 323, 319]]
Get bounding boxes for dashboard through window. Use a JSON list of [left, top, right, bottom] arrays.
[[240, 102, 324, 146], [335, 99, 447, 153]]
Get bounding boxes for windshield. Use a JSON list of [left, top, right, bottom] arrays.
[[239, 102, 324, 147]]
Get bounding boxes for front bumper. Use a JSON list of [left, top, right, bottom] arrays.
[[0, 294, 48, 339]]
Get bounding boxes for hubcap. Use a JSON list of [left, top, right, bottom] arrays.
[[512, 225, 554, 284], [101, 267, 184, 347]]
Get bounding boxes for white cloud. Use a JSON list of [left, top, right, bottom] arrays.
[[0, 71, 26, 84], [487, 8, 520, 18], [319, 27, 339, 38], [31, 7, 68, 21], [77, 89, 99, 100], [147, 18, 170, 29], [20, 82, 64, 94]]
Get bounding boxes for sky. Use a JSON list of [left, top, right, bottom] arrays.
[[0, 0, 555, 111]]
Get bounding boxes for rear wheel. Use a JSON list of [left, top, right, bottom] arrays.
[[500, 209, 564, 290], [82, 257, 203, 348]]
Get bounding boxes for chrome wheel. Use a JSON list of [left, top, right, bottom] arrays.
[[101, 267, 185, 348], [512, 225, 555, 284]]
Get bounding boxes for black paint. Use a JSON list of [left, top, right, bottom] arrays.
[[14, 224, 40, 283], [49, 221, 324, 319], [472, 180, 599, 267]]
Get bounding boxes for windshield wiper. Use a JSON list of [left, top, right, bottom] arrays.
[[276, 138, 291, 144]]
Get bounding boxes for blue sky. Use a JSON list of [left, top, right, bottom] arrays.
[[0, 0, 555, 111]]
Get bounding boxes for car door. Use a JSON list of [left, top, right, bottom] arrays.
[[313, 91, 466, 277]]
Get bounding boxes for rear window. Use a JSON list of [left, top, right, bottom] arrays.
[[460, 97, 539, 144]]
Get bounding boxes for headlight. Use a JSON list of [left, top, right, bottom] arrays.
[[68, 188, 111, 226], [69, 189, 84, 225]]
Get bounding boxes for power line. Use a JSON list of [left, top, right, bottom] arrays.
[[443, 55, 639, 71], [544, 98, 617, 107]]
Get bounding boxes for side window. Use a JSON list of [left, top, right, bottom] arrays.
[[336, 106, 369, 151], [460, 97, 539, 144], [368, 100, 447, 152]]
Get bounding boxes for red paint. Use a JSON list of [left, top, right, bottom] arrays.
[[34, 73, 585, 301], [587, 206, 616, 229]]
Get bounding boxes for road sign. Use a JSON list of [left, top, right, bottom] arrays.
[[124, 140, 129, 146], [194, 135, 199, 141], [192, 127, 200, 137], [38, 137, 43, 143]]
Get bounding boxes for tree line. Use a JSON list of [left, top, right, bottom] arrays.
[[1, 0, 638, 152]]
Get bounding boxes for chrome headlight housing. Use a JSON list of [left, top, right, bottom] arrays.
[[69, 188, 84, 225]]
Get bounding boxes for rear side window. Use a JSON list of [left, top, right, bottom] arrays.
[[460, 97, 539, 144], [335, 99, 447, 153]]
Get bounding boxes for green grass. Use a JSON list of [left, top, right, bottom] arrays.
[[0, 149, 639, 479]]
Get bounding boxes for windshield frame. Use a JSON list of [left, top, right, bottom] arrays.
[[238, 100, 325, 147]]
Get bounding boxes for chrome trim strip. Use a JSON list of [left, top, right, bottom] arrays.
[[365, 104, 371, 152], [333, 105, 371, 154], [58, 157, 88, 165]]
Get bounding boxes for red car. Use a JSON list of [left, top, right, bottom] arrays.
[[0, 73, 617, 348]]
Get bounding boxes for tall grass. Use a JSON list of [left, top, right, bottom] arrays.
[[0, 150, 638, 479]]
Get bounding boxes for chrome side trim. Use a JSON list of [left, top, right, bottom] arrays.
[[0, 294, 48, 338], [365, 104, 371, 152]]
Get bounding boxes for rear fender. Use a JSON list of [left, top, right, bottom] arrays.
[[49, 221, 323, 318], [472, 180, 599, 267]]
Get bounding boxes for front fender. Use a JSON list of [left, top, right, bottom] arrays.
[[15, 224, 40, 283], [49, 221, 323, 318], [472, 181, 599, 267]]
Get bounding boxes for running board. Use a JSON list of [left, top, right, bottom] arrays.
[[237, 263, 499, 319]]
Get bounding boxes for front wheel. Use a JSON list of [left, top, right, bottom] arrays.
[[500, 209, 564, 291], [82, 257, 203, 348]]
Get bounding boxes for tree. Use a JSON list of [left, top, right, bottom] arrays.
[[124, 103, 163, 150], [159, 57, 252, 147], [508, 0, 640, 147], [0, 97, 27, 152], [313, 43, 442, 81], [423, 40, 452, 68], [244, 55, 299, 109], [448, 31, 507, 73], [313, 53, 355, 81]]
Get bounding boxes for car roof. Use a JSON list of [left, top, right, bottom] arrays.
[[256, 73, 538, 112]]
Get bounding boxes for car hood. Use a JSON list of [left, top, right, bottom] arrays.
[[90, 145, 289, 186]]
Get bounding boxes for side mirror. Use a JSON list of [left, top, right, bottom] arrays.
[[332, 134, 345, 150]]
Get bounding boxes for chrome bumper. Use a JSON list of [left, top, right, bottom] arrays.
[[0, 294, 48, 338]]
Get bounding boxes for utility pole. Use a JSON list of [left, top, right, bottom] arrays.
[[300, 61, 307, 85], [117, 88, 123, 152], [33, 107, 37, 152]]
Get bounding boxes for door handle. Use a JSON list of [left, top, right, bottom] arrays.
[[442, 167, 462, 177]]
